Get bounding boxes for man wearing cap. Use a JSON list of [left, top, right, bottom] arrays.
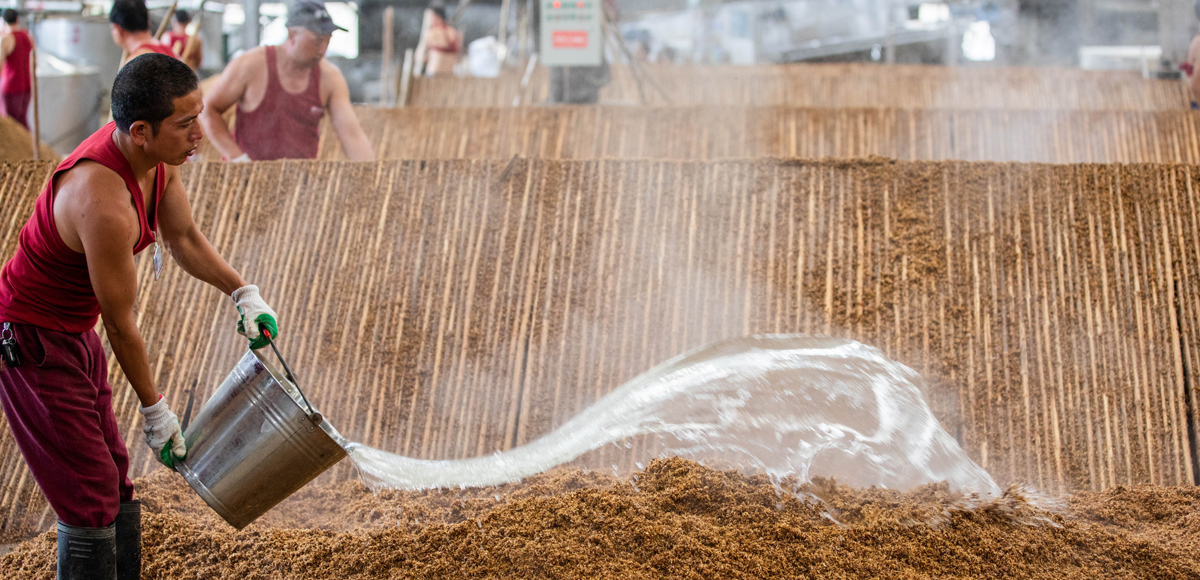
[[199, 0, 372, 161]]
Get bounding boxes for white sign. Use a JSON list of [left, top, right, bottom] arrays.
[[539, 0, 603, 67]]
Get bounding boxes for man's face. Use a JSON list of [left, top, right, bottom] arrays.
[[110, 24, 123, 47], [140, 89, 204, 165], [287, 27, 331, 66]]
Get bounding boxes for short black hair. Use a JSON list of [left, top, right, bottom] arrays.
[[109, 0, 150, 32], [2, 10, 17, 25], [429, 5, 446, 20], [112, 53, 198, 134], [174, 9, 190, 25]]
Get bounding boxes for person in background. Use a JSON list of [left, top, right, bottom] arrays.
[[164, 9, 202, 69], [1186, 2, 1200, 109], [0, 9, 33, 130], [0, 53, 279, 580], [415, 3, 462, 77], [199, 0, 372, 161], [110, 0, 175, 61]]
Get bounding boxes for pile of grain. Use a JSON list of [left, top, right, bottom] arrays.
[[0, 158, 1196, 541], [409, 63, 1188, 109], [198, 106, 1200, 164], [1, 458, 1197, 579]]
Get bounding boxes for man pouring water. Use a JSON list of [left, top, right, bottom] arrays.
[[0, 54, 279, 580]]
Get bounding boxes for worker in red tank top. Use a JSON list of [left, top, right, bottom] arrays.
[[164, 9, 201, 69], [200, 0, 373, 161], [0, 54, 281, 580], [109, 0, 176, 65], [416, 4, 462, 77], [0, 9, 33, 130]]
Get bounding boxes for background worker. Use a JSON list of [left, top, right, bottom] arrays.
[[110, 0, 174, 62], [0, 54, 280, 580], [0, 9, 33, 130], [164, 9, 202, 69], [415, 3, 462, 77], [200, 0, 373, 161]]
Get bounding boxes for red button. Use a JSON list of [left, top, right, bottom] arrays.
[[552, 30, 588, 48], [552, 0, 560, 7]]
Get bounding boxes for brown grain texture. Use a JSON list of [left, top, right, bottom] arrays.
[[408, 63, 1190, 110], [196, 106, 1200, 164], [0, 159, 1195, 543], [3, 458, 1198, 579]]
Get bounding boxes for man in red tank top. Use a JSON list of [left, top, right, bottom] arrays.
[[0, 54, 280, 579], [109, 0, 175, 63], [200, 0, 373, 161], [0, 9, 33, 130], [164, 9, 201, 69]]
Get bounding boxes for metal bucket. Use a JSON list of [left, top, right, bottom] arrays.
[[175, 349, 346, 529]]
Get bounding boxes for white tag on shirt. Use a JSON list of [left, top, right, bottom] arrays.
[[153, 230, 163, 280]]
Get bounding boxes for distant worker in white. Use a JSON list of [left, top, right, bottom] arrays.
[[415, 2, 462, 77], [200, 0, 373, 161]]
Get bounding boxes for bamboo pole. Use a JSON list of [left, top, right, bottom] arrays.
[[154, 0, 179, 40], [29, 49, 38, 161], [381, 6, 394, 106], [181, 0, 208, 68], [397, 48, 414, 108]]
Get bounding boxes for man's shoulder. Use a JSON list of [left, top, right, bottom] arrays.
[[57, 160, 127, 197], [229, 46, 269, 74]]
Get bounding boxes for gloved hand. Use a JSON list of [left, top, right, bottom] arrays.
[[232, 284, 278, 350], [140, 395, 186, 468], [230, 153, 251, 163]]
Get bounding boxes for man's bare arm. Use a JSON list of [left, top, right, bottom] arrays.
[[0, 34, 14, 63], [157, 164, 247, 294], [71, 170, 160, 408], [199, 57, 250, 160], [325, 65, 374, 161]]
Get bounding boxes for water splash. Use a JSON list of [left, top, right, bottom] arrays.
[[338, 335, 1000, 496]]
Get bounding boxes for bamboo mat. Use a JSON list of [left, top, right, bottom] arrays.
[[230, 106, 1200, 164], [409, 63, 1190, 110], [0, 158, 1197, 537]]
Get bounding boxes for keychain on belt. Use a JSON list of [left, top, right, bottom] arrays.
[[1, 323, 19, 368]]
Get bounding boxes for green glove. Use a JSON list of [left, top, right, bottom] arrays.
[[231, 285, 279, 350], [160, 443, 186, 468]]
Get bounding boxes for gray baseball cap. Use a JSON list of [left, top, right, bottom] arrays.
[[287, 0, 346, 35]]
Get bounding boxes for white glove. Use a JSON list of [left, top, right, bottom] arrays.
[[140, 395, 186, 464], [232, 284, 278, 349], [230, 153, 251, 163]]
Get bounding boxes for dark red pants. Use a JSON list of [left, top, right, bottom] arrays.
[[1, 91, 30, 130], [0, 323, 134, 528]]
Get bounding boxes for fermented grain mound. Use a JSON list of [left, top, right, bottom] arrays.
[[0, 115, 56, 162], [1, 458, 1197, 579], [409, 63, 1188, 109], [0, 158, 1197, 538], [197, 106, 1200, 164]]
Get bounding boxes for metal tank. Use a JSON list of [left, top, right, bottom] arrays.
[[32, 51, 102, 155], [35, 16, 122, 94]]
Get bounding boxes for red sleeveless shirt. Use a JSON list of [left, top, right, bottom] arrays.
[[0, 122, 165, 333], [234, 46, 323, 160], [1, 30, 32, 95], [133, 41, 176, 58]]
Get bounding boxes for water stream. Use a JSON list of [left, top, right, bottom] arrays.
[[334, 335, 1000, 496]]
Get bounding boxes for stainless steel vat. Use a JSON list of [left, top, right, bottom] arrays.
[[35, 16, 123, 93], [33, 51, 102, 155], [175, 349, 346, 530]]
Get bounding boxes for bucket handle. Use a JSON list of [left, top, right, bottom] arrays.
[[262, 328, 317, 419]]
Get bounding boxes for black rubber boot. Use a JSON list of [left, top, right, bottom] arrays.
[[56, 521, 116, 580], [115, 501, 141, 580]]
